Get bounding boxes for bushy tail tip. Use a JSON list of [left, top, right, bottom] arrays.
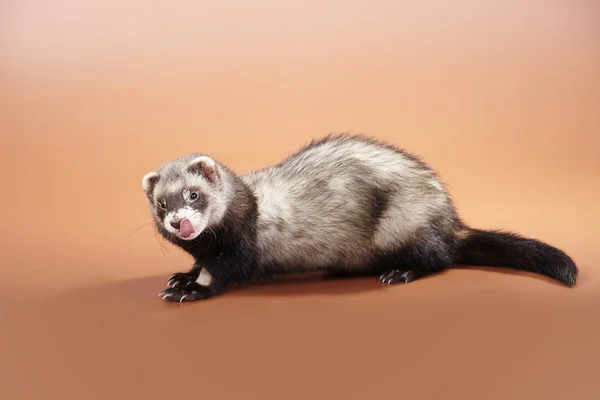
[[455, 228, 578, 286]]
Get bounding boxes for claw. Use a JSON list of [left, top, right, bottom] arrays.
[[179, 294, 188, 303]]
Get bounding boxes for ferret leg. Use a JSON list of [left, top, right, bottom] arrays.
[[377, 238, 454, 285], [166, 264, 202, 288], [159, 267, 225, 302]]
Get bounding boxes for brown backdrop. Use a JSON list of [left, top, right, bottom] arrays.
[[1, 1, 599, 399]]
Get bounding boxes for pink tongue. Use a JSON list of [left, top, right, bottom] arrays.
[[179, 218, 196, 238]]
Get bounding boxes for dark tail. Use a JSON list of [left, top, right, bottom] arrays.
[[455, 228, 578, 286]]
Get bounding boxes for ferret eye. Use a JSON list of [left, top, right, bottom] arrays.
[[158, 201, 167, 210], [190, 192, 198, 201]]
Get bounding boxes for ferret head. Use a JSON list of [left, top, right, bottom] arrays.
[[142, 155, 231, 241]]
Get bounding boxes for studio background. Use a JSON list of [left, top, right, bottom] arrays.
[[1, 1, 599, 399]]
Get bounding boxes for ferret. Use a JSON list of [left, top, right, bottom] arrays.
[[141, 133, 578, 302]]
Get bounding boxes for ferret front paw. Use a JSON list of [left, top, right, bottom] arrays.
[[379, 269, 416, 285], [166, 272, 198, 288], [158, 284, 210, 303]]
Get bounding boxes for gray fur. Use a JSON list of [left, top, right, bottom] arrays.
[[242, 135, 455, 271]]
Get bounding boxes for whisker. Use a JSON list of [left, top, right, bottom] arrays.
[[129, 220, 170, 255], [207, 226, 217, 240], [153, 226, 170, 255], [128, 222, 155, 238]]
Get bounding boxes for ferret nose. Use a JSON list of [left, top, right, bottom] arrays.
[[170, 218, 182, 230]]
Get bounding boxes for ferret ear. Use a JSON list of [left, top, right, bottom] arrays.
[[142, 172, 160, 198], [188, 156, 219, 183]]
